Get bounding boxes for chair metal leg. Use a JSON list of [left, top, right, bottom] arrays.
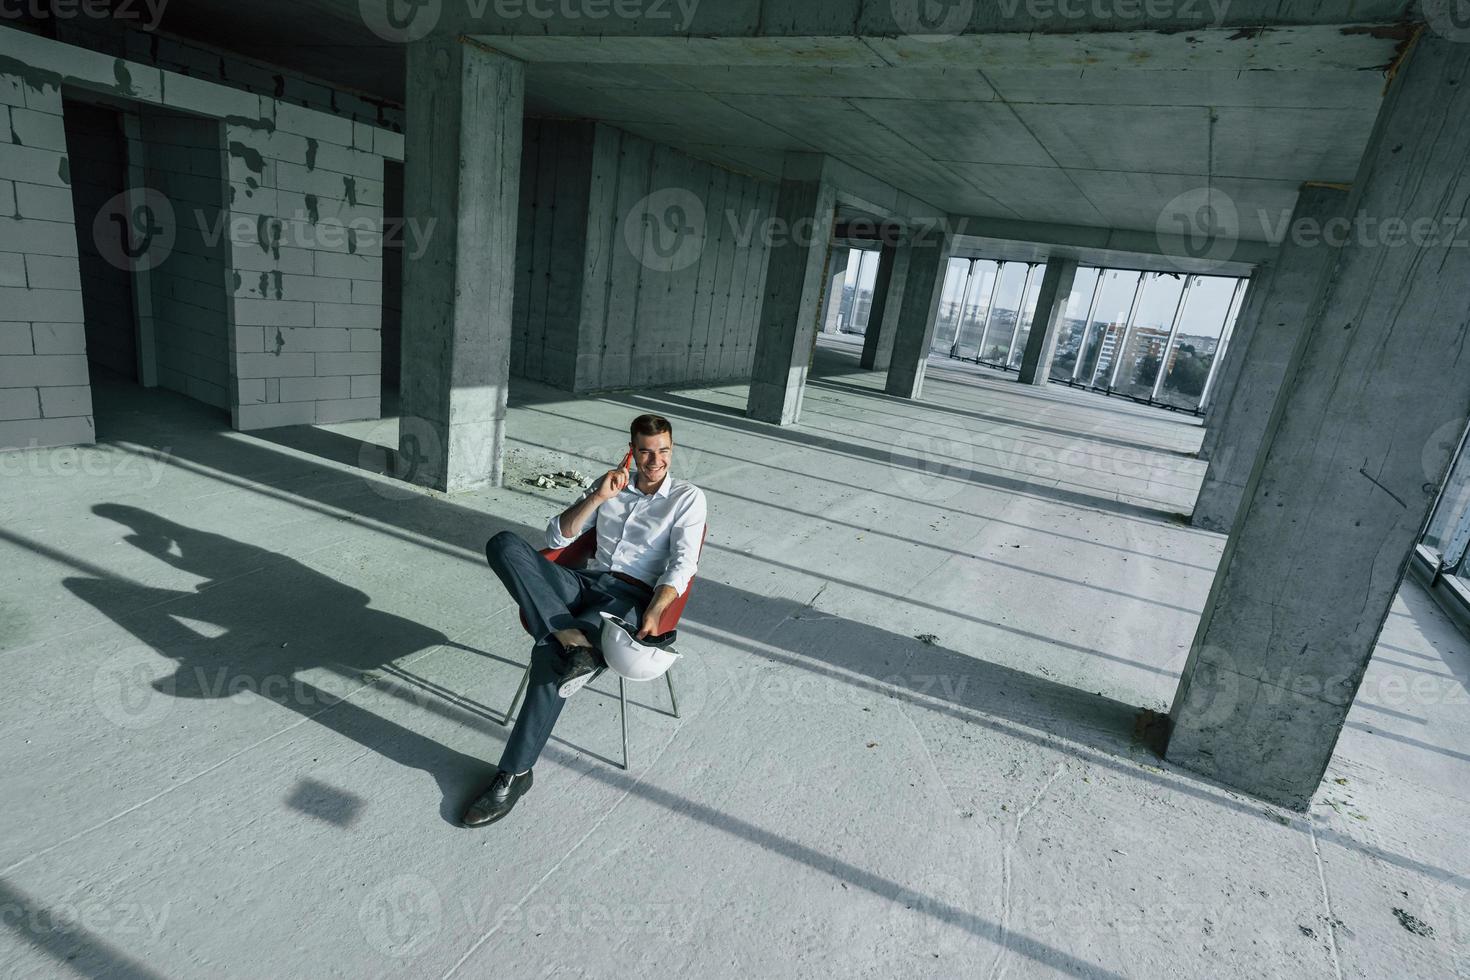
[[618, 676, 630, 771], [504, 662, 531, 725], [665, 670, 680, 719]]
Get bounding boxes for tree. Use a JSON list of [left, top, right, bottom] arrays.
[[1135, 354, 1161, 388], [1165, 353, 1210, 397]]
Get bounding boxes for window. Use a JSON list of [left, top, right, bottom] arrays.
[[1082, 269, 1144, 388], [1007, 265, 1044, 370], [1113, 272, 1187, 399], [1050, 267, 1101, 382], [926, 255, 1245, 417], [932, 257, 973, 353], [846, 249, 880, 335], [978, 261, 1030, 366], [1424, 432, 1470, 584], [1155, 275, 1244, 412]]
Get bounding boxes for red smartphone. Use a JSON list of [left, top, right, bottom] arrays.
[[618, 449, 633, 473]]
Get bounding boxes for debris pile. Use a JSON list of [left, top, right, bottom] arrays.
[[527, 470, 587, 490]]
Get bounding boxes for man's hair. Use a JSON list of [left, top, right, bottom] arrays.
[[630, 414, 673, 443]]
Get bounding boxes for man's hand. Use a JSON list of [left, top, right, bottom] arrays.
[[559, 449, 631, 539], [593, 464, 630, 502], [638, 586, 678, 639]]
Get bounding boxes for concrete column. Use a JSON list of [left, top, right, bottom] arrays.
[[820, 247, 848, 334], [747, 154, 837, 425], [1017, 259, 1078, 386], [1190, 187, 1348, 532], [884, 231, 955, 399], [860, 241, 909, 372], [1165, 35, 1470, 809], [399, 39, 524, 492]]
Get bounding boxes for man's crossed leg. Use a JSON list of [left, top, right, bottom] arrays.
[[463, 531, 649, 828]]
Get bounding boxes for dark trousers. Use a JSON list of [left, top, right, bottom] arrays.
[[484, 531, 650, 773]]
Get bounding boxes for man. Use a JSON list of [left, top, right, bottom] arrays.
[[463, 413, 707, 828]]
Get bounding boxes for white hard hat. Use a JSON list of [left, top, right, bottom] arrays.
[[599, 611, 681, 682]]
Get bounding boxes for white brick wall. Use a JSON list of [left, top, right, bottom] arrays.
[[0, 72, 93, 451], [224, 114, 385, 431], [0, 33, 400, 443]]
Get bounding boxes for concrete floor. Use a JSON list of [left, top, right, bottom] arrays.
[[2, 337, 1467, 978]]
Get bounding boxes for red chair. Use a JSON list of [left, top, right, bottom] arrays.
[[504, 525, 705, 769]]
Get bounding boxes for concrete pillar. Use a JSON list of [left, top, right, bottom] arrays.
[[820, 247, 848, 334], [1165, 35, 1470, 809], [399, 39, 524, 492], [747, 154, 837, 425], [1017, 259, 1078, 386], [1190, 187, 1348, 533], [884, 231, 955, 399], [860, 241, 909, 372]]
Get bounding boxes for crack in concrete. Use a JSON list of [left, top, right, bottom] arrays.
[[1308, 819, 1347, 980], [989, 762, 1067, 980]]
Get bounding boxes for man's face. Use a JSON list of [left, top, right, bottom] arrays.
[[632, 431, 672, 484]]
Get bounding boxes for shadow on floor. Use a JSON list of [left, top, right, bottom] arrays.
[[61, 376, 1470, 937]]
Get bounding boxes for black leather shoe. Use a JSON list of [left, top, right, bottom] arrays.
[[556, 645, 601, 698], [462, 769, 533, 828]]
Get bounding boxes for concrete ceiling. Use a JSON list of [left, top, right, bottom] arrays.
[[125, 3, 1413, 248], [491, 28, 1403, 243]]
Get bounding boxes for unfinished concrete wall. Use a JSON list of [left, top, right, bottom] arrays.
[[576, 124, 777, 392], [140, 109, 230, 411], [223, 107, 389, 429], [510, 119, 594, 390], [0, 28, 405, 441], [63, 99, 135, 381], [0, 72, 92, 450], [381, 160, 403, 397], [507, 122, 777, 393], [121, 31, 403, 133]]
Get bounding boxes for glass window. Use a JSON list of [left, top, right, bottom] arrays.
[[931, 257, 973, 354], [1008, 264, 1044, 369], [1050, 267, 1101, 382], [1113, 272, 1187, 399], [1424, 431, 1470, 578], [1082, 269, 1142, 387], [1156, 275, 1243, 412], [846, 249, 880, 335], [950, 260, 999, 359], [979, 261, 1028, 366]]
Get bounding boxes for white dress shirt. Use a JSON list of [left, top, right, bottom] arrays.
[[546, 470, 707, 597]]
